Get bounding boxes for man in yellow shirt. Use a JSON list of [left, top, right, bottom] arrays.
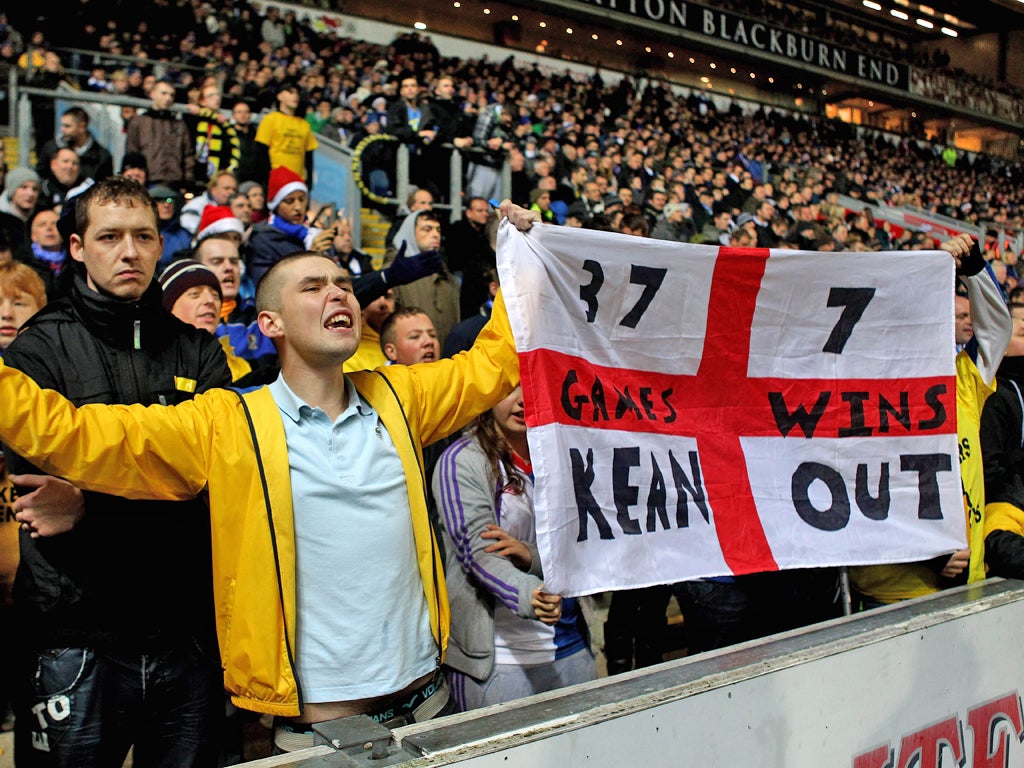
[[255, 81, 318, 186]]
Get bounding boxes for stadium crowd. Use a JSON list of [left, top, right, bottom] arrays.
[[0, 0, 1023, 765]]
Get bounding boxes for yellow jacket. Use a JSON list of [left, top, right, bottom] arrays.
[[219, 334, 253, 382], [0, 293, 519, 716]]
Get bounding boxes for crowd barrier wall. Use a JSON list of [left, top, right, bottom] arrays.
[[240, 579, 1024, 768]]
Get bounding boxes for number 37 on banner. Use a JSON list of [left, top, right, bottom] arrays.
[[497, 222, 962, 596]]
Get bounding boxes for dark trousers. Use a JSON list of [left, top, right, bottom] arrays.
[[603, 586, 673, 673], [674, 568, 842, 655], [15, 644, 223, 768]]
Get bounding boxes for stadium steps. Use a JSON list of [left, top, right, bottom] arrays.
[[2, 136, 22, 169], [360, 207, 391, 270]]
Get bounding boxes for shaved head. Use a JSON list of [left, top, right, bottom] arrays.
[[255, 251, 326, 312]]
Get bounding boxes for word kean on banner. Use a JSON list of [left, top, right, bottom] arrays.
[[497, 222, 962, 597]]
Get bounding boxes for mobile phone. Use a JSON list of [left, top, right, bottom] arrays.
[[314, 204, 337, 228]]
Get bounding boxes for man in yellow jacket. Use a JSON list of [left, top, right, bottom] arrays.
[[4, 201, 538, 752]]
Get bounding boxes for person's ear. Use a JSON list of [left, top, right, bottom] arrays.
[[257, 309, 284, 339]]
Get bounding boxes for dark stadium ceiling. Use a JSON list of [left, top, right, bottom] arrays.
[[803, 0, 1024, 39]]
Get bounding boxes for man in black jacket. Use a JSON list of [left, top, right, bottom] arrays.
[[35, 106, 114, 185], [4, 177, 231, 768]]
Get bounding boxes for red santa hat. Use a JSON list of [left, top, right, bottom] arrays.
[[267, 166, 308, 211], [196, 205, 245, 242]]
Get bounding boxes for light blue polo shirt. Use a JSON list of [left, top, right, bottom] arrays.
[[268, 374, 437, 702]]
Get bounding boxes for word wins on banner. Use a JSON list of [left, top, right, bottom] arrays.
[[497, 222, 962, 596]]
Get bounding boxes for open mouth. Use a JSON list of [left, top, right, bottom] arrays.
[[420, 351, 436, 361], [324, 311, 352, 330]]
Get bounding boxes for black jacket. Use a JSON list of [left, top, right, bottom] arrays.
[[248, 221, 394, 308], [4, 274, 231, 652], [981, 356, 1024, 577]]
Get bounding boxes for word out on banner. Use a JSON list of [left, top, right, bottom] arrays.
[[496, 222, 962, 597]]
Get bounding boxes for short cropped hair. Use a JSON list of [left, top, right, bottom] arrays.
[[75, 176, 157, 238], [379, 305, 431, 350]]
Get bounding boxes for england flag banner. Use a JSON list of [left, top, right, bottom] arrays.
[[496, 221, 963, 597]]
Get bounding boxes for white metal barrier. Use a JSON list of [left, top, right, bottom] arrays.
[[245, 578, 1024, 767]]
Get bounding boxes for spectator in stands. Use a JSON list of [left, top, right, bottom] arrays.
[[642, 188, 668, 232], [4, 176, 231, 768], [126, 78, 195, 193], [384, 187, 434, 252], [528, 188, 554, 223], [422, 75, 472, 202], [159, 258, 251, 382], [304, 100, 332, 136], [228, 191, 254, 240], [38, 147, 83, 212], [231, 99, 261, 184], [194, 235, 251, 326], [329, 215, 373, 278], [434, 383, 595, 710], [752, 198, 779, 248], [700, 207, 733, 246], [255, 80, 317, 185], [120, 152, 148, 186], [35, 106, 113, 183], [650, 201, 695, 243], [179, 170, 238, 236], [0, 261, 46, 352], [150, 183, 191, 270], [186, 81, 241, 188], [446, 197, 496, 320], [980, 302, 1024, 578], [160, 258, 222, 336], [248, 167, 333, 286], [260, 5, 286, 49], [386, 74, 437, 194], [0, 168, 40, 236], [464, 92, 511, 202], [28, 208, 67, 288], [386, 209, 460, 349], [240, 180, 268, 225], [195, 205, 245, 248], [24, 49, 70, 153], [380, 305, 440, 365]]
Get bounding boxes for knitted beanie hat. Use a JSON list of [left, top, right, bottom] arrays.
[[158, 259, 222, 311], [4, 167, 41, 196]]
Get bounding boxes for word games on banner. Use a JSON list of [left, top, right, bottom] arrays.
[[497, 222, 962, 597]]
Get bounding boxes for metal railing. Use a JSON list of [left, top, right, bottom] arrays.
[[7, 78, 510, 250]]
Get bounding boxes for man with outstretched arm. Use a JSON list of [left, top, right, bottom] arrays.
[[3, 200, 540, 753]]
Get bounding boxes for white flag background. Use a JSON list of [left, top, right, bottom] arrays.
[[496, 221, 964, 597]]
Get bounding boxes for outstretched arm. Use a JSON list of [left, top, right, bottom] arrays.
[[0, 361, 213, 502]]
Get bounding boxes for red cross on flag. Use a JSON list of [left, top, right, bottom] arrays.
[[497, 222, 964, 597]]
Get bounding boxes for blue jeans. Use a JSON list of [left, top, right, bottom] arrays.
[[15, 645, 223, 768]]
